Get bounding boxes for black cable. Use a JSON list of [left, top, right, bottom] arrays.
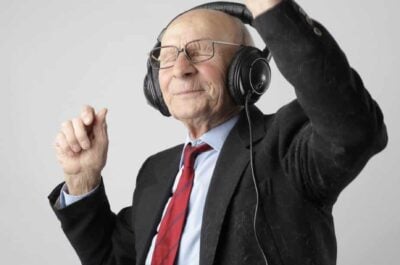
[[245, 93, 269, 265]]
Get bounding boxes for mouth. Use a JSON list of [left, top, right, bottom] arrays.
[[174, 89, 205, 96]]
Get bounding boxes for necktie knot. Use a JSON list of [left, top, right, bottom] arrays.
[[183, 143, 212, 170]]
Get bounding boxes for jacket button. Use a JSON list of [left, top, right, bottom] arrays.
[[299, 6, 307, 16], [306, 15, 314, 26], [313, 27, 322, 36]]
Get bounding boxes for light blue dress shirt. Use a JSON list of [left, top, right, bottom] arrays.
[[60, 115, 239, 265]]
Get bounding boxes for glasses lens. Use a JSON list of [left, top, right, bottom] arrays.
[[186, 40, 214, 63], [150, 46, 177, 69]]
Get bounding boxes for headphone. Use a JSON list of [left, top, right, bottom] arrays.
[[143, 1, 272, 117]]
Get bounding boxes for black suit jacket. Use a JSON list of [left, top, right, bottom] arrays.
[[49, 1, 388, 265]]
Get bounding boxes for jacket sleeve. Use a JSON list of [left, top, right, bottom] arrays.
[[48, 179, 136, 265], [254, 0, 388, 205]]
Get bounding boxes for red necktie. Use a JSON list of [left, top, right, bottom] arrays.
[[151, 143, 212, 265]]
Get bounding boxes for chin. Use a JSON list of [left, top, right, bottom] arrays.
[[170, 106, 208, 121], [172, 110, 199, 121]]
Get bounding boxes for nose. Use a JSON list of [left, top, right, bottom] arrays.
[[172, 52, 197, 78]]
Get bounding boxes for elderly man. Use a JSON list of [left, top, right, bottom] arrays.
[[49, 0, 387, 265]]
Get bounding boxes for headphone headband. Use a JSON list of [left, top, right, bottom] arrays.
[[189, 2, 254, 25], [158, 2, 253, 42]]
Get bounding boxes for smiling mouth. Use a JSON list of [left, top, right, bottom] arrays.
[[174, 90, 204, 96]]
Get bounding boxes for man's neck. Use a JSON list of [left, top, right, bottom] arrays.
[[184, 107, 242, 140]]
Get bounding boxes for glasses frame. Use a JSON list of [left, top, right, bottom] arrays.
[[149, 38, 243, 69]]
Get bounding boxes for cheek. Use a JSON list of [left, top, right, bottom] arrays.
[[158, 71, 171, 99], [200, 63, 229, 100]]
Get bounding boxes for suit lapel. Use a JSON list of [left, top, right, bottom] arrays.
[[200, 106, 266, 265], [136, 145, 183, 265]]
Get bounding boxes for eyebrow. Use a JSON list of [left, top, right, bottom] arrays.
[[161, 36, 216, 47]]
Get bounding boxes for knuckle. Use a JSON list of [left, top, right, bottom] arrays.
[[81, 106, 94, 123], [83, 104, 94, 114], [76, 134, 88, 143], [64, 130, 77, 144], [58, 138, 68, 149], [59, 143, 69, 152], [61, 120, 71, 128], [72, 117, 83, 127], [72, 119, 87, 137], [82, 104, 92, 111]]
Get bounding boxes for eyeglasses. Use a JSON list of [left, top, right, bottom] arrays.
[[149, 38, 242, 69]]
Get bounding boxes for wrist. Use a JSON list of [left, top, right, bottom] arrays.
[[64, 172, 101, 196], [246, 0, 283, 18]]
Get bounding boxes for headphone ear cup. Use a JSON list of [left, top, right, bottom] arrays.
[[143, 59, 171, 116], [228, 46, 271, 105]]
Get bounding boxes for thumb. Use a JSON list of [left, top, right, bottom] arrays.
[[93, 108, 108, 138], [97, 108, 108, 124]]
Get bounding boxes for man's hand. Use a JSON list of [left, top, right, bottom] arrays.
[[53, 105, 109, 195], [245, 0, 282, 18]]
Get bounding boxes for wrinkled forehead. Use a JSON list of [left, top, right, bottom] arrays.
[[160, 9, 241, 46]]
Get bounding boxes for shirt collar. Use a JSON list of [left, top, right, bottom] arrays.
[[179, 115, 240, 166]]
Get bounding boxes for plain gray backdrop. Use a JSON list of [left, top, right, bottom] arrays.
[[0, 0, 398, 264]]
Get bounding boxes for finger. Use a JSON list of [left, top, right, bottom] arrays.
[[93, 108, 108, 142], [72, 118, 91, 150], [103, 118, 108, 139], [80, 105, 95, 126], [94, 108, 108, 131], [98, 107, 108, 124], [61, 120, 81, 153], [54, 132, 74, 157]]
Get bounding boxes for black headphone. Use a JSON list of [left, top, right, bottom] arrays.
[[143, 1, 272, 117]]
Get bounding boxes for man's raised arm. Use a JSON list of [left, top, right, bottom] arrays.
[[246, 0, 388, 204]]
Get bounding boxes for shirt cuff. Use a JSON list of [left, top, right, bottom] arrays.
[[59, 183, 100, 208]]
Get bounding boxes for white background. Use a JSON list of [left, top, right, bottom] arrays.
[[0, 0, 398, 264]]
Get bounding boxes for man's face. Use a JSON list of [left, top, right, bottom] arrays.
[[158, 10, 241, 126]]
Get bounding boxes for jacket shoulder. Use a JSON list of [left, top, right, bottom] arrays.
[[147, 144, 183, 163], [135, 144, 183, 186]]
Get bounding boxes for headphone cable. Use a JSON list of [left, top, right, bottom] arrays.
[[245, 93, 269, 265]]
